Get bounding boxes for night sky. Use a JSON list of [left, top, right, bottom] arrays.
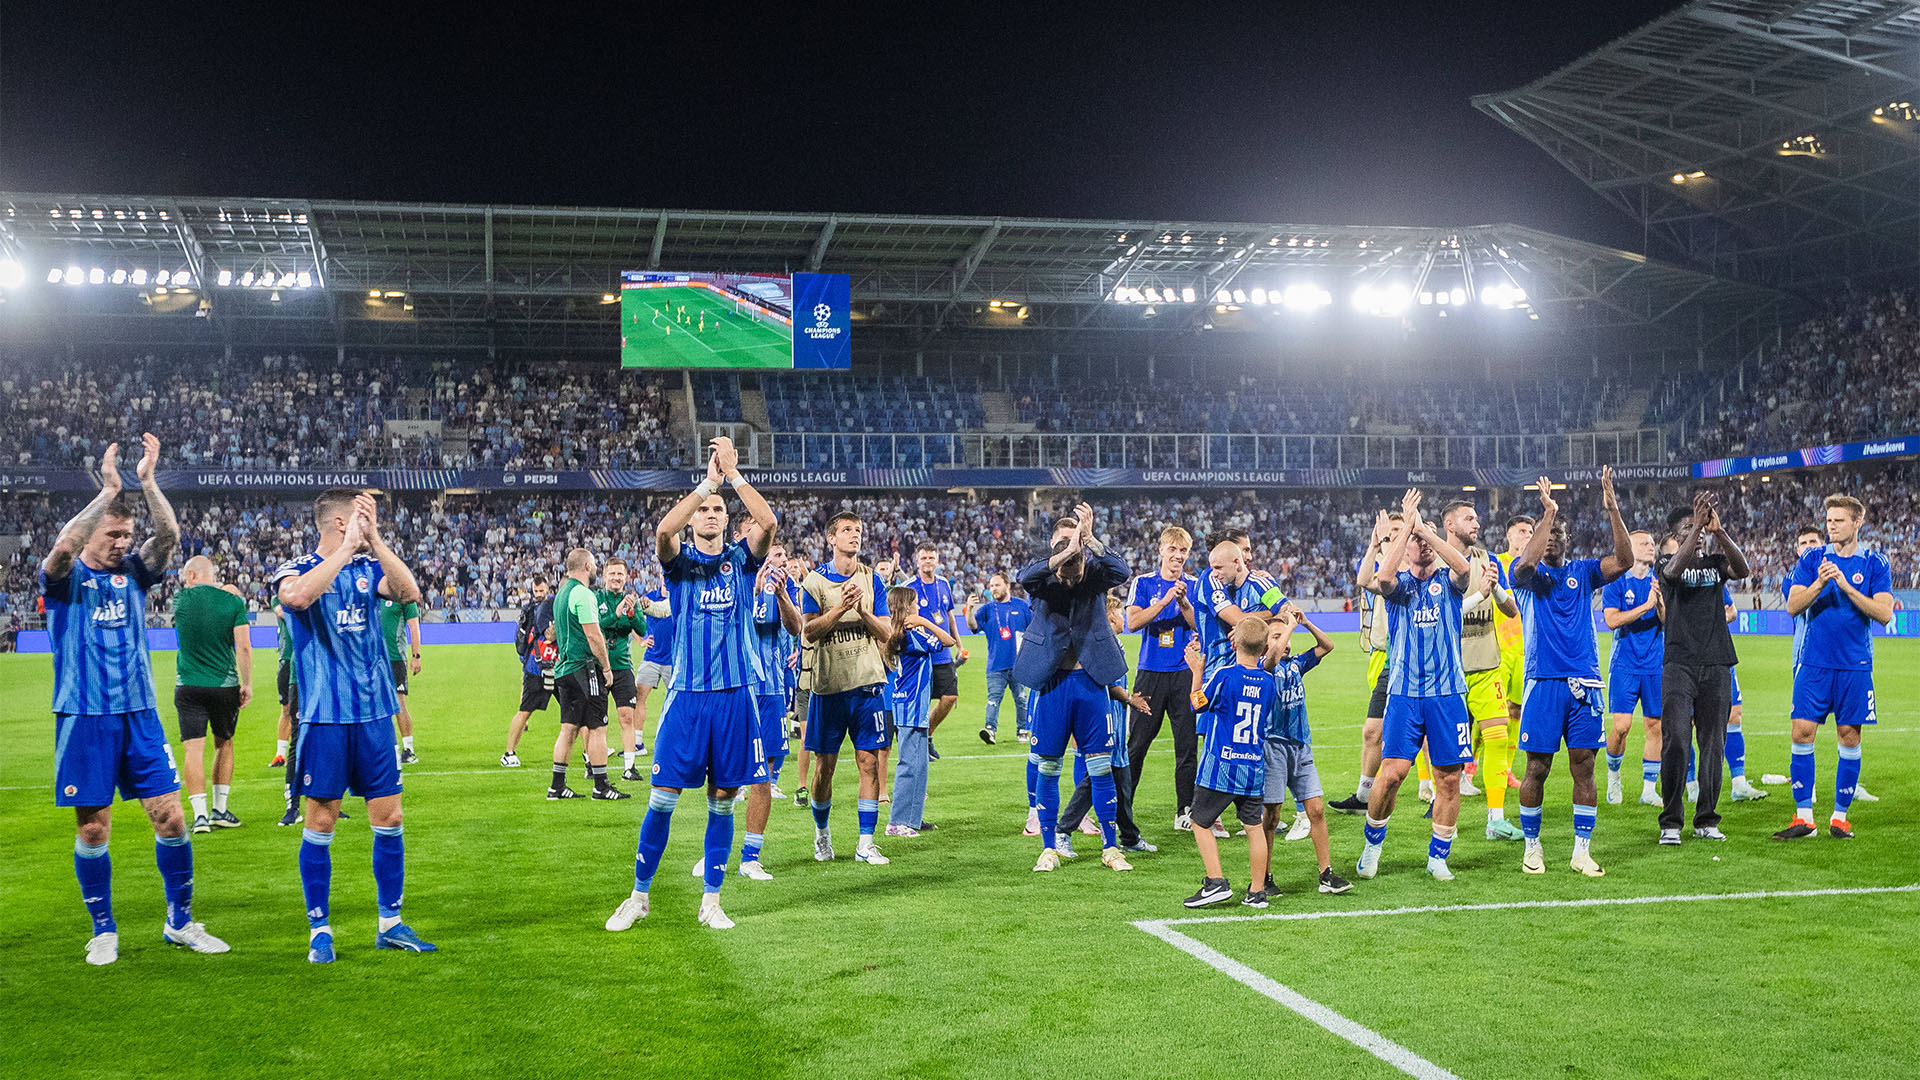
[[1, 2, 1682, 250]]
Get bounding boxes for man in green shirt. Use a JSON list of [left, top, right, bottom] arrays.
[[380, 595, 423, 764], [172, 556, 253, 832], [598, 557, 650, 782], [549, 548, 626, 800]]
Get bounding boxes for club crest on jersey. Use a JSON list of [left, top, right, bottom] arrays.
[[1427, 580, 1443, 596], [1852, 572, 1864, 584], [719, 561, 734, 576], [64, 784, 77, 796], [1566, 576, 1578, 589], [110, 574, 127, 588], [355, 576, 371, 593]]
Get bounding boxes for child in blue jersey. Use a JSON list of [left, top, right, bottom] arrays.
[[1356, 488, 1476, 883], [608, 437, 778, 933], [1777, 493, 1894, 841], [1185, 616, 1279, 908], [1601, 530, 1665, 806], [273, 487, 435, 962], [41, 435, 227, 965], [1510, 470, 1632, 878], [1259, 607, 1351, 895], [885, 585, 959, 836]]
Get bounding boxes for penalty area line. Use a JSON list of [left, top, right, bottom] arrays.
[[1134, 884, 1919, 1080]]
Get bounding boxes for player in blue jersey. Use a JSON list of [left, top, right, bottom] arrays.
[[1510, 469, 1633, 878], [1123, 525, 1200, 830], [608, 437, 776, 931], [1602, 530, 1665, 806], [273, 488, 434, 962], [1259, 606, 1350, 895], [1019, 504, 1135, 873], [1786, 527, 1824, 674], [1355, 489, 1474, 882], [43, 435, 227, 965], [1193, 542, 1289, 686], [907, 545, 962, 754], [968, 571, 1032, 745], [1776, 493, 1894, 841], [798, 512, 895, 865], [1184, 616, 1280, 907], [884, 583, 960, 837]]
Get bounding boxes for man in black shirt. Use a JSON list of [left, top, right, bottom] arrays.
[[1655, 491, 1749, 843]]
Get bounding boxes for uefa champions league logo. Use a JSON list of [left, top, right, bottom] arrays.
[[813, 303, 832, 327]]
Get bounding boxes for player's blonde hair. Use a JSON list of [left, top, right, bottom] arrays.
[[1159, 526, 1192, 547], [1824, 494, 1866, 520], [1232, 615, 1268, 656]]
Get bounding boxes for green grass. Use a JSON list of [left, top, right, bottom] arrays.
[[2, 635, 1915, 1080], [619, 285, 793, 369]]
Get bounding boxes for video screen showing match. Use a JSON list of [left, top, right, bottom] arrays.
[[619, 270, 849, 369]]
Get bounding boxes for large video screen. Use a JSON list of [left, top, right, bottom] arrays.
[[619, 270, 850, 369]]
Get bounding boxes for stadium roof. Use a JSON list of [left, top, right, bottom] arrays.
[[1475, 0, 1920, 294], [0, 191, 1791, 359]]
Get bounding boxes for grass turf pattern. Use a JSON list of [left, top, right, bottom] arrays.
[[619, 285, 793, 369]]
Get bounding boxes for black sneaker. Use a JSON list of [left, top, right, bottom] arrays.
[[1772, 818, 1817, 841], [1829, 819, 1854, 840], [591, 785, 631, 801], [277, 807, 301, 826], [1264, 874, 1278, 894], [795, 786, 809, 808], [621, 766, 643, 782], [1183, 877, 1234, 908], [928, 743, 941, 761], [547, 786, 580, 801], [979, 727, 996, 745], [1319, 867, 1354, 894], [1241, 889, 1270, 909], [211, 808, 243, 829], [399, 748, 420, 765], [1328, 794, 1369, 815]]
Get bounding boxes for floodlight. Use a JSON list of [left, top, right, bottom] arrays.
[[1449, 288, 1466, 306], [241, 271, 255, 287], [47, 267, 64, 283], [218, 269, 233, 286], [1180, 287, 1197, 303], [1249, 288, 1268, 306], [156, 270, 172, 286], [0, 260, 25, 289], [110, 269, 128, 285], [87, 268, 105, 284], [131, 268, 148, 285]]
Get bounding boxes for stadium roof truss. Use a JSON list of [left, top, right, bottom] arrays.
[[1475, 0, 1920, 294], [0, 192, 1790, 358]]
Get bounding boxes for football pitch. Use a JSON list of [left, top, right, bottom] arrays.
[[619, 285, 793, 369], [2, 635, 1915, 1080]]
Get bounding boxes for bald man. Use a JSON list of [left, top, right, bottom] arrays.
[[171, 556, 254, 831], [1184, 538, 1287, 831]]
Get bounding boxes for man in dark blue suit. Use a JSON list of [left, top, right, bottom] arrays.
[[1015, 504, 1133, 873]]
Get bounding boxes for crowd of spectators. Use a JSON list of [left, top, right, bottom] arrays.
[[0, 351, 686, 472], [6, 465, 1912, 635]]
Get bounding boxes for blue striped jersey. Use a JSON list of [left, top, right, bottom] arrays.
[[641, 588, 674, 665], [1791, 544, 1891, 670], [270, 552, 400, 725], [662, 540, 765, 692], [905, 575, 956, 664], [750, 583, 790, 697], [1513, 557, 1604, 680], [1383, 569, 1467, 697], [1601, 569, 1663, 675], [41, 554, 164, 715], [1194, 569, 1288, 674], [1107, 677, 1132, 770], [1268, 650, 1321, 744], [1195, 663, 1273, 797], [890, 628, 939, 729]]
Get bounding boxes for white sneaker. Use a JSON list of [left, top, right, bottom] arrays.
[[1730, 778, 1770, 801], [500, 752, 521, 768], [1417, 779, 1435, 803], [1639, 786, 1661, 806], [814, 828, 834, 862], [1210, 821, 1230, 839], [1570, 850, 1606, 877], [1032, 848, 1060, 872], [162, 920, 230, 954], [738, 860, 773, 881], [1426, 857, 1454, 882], [1100, 847, 1134, 872], [1522, 843, 1545, 874], [605, 892, 649, 931], [697, 894, 735, 930], [769, 784, 784, 800], [855, 842, 889, 865], [1693, 826, 1727, 841], [1459, 775, 1482, 798], [1658, 828, 1682, 846], [1854, 783, 1879, 803], [1284, 814, 1312, 842], [1355, 842, 1381, 880], [1687, 780, 1699, 802], [1054, 833, 1078, 858], [85, 931, 119, 966], [1173, 810, 1193, 832], [1606, 773, 1623, 805]]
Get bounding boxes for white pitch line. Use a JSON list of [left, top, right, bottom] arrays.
[[1134, 920, 1462, 1080], [1134, 883, 1920, 1080]]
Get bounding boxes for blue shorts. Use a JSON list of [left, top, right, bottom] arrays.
[[296, 718, 402, 802], [1519, 678, 1606, 753], [804, 685, 890, 755], [1730, 668, 1742, 707], [1381, 693, 1472, 768], [54, 710, 180, 807], [756, 693, 790, 762], [1792, 667, 1876, 727], [653, 686, 768, 790], [1030, 671, 1112, 759], [1608, 670, 1662, 717]]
